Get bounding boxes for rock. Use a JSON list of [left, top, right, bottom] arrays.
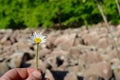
[[45, 69, 55, 80], [69, 46, 81, 59], [108, 49, 119, 59], [0, 25, 120, 79], [38, 48, 51, 59], [0, 62, 9, 76], [83, 61, 112, 80], [67, 65, 80, 75], [86, 51, 103, 64], [7, 52, 27, 68], [45, 54, 58, 70], [79, 51, 103, 66], [14, 41, 31, 52], [73, 36, 82, 46], [64, 72, 78, 80], [46, 31, 61, 49], [57, 55, 69, 71], [116, 24, 120, 32], [97, 37, 110, 49], [26, 59, 47, 73], [81, 31, 99, 45], [84, 75, 100, 80], [54, 33, 76, 50], [0, 35, 11, 45], [110, 58, 120, 67], [45, 49, 68, 70]]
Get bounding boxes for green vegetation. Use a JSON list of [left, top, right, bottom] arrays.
[[0, 0, 119, 29]]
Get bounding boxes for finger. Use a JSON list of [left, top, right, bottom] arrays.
[[26, 70, 42, 80], [16, 68, 37, 79], [0, 68, 24, 80], [0, 68, 36, 80]]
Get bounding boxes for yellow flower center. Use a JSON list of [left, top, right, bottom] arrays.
[[34, 38, 41, 43]]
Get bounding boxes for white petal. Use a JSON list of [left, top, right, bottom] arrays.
[[31, 32, 46, 43]]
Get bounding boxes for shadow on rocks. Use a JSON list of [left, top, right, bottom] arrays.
[[51, 71, 83, 80]]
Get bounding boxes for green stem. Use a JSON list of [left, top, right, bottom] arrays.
[[36, 43, 39, 70]]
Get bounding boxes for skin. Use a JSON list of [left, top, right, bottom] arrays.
[[0, 68, 43, 80]]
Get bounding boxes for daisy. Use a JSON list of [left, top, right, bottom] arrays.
[[31, 32, 46, 70], [32, 32, 46, 44]]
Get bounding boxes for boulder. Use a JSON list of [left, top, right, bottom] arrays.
[[45, 69, 55, 80], [64, 72, 78, 80], [54, 33, 76, 50], [83, 61, 112, 80], [0, 62, 9, 76], [26, 59, 47, 73], [7, 52, 29, 68]]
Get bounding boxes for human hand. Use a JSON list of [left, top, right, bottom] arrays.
[[0, 68, 43, 80]]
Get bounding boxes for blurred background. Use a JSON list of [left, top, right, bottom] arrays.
[[0, 0, 119, 29], [0, 0, 120, 80]]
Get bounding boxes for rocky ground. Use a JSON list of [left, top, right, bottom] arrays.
[[0, 23, 120, 80]]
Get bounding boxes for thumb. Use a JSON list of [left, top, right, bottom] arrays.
[[26, 70, 42, 80]]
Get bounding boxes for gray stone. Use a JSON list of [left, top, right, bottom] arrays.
[[7, 52, 26, 68], [83, 61, 112, 80], [54, 33, 76, 50], [0, 62, 9, 76], [64, 72, 78, 80]]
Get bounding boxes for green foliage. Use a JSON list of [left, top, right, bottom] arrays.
[[0, 0, 119, 29]]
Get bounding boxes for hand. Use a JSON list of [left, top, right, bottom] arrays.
[[0, 68, 43, 80]]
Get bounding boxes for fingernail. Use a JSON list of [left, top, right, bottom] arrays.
[[32, 70, 41, 79]]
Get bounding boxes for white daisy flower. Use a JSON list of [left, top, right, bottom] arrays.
[[31, 32, 46, 43]]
